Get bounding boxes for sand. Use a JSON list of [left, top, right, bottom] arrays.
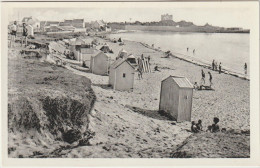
[[62, 37, 249, 157], [8, 35, 250, 158]]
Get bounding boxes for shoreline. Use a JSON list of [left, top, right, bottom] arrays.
[[116, 38, 250, 81]]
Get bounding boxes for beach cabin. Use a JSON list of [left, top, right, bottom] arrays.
[[117, 49, 128, 59], [159, 76, 193, 122], [69, 37, 95, 62], [109, 58, 135, 91], [90, 51, 110, 75]]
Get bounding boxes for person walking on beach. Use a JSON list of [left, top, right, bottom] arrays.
[[244, 63, 247, 75], [201, 69, 205, 84], [21, 23, 28, 47], [187, 47, 189, 52], [208, 72, 212, 86], [219, 62, 222, 74], [212, 60, 215, 70], [10, 21, 17, 48]]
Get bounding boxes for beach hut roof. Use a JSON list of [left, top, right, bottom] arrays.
[[162, 76, 193, 89], [92, 51, 109, 58], [127, 54, 135, 59], [111, 58, 135, 69], [119, 49, 127, 53]]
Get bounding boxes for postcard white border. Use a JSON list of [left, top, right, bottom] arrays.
[[1, 1, 259, 167]]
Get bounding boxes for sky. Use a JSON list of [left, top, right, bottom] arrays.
[[10, 7, 252, 29]]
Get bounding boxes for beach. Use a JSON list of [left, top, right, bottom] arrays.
[[8, 34, 250, 158], [63, 37, 250, 157]]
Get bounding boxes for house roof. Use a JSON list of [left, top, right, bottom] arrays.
[[162, 76, 193, 89], [45, 21, 60, 26], [59, 26, 75, 31], [111, 58, 135, 69], [72, 19, 84, 23]]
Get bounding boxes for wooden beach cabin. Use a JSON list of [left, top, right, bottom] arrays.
[[90, 51, 110, 75], [117, 49, 128, 59], [159, 76, 193, 122], [109, 58, 135, 91]]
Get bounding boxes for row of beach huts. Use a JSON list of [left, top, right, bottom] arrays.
[[48, 37, 194, 122]]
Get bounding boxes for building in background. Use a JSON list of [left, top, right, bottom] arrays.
[[161, 14, 173, 21]]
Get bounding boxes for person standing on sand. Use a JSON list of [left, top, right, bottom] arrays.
[[212, 60, 215, 70], [201, 69, 205, 84], [244, 63, 247, 75], [219, 62, 222, 74], [148, 55, 151, 64], [187, 47, 189, 52], [21, 23, 28, 47], [10, 21, 17, 48], [137, 68, 142, 80], [193, 49, 195, 54], [208, 72, 212, 86]]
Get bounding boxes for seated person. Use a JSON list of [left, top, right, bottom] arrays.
[[154, 66, 160, 72], [191, 121, 199, 133], [210, 117, 220, 133], [194, 82, 199, 90], [196, 119, 203, 131]]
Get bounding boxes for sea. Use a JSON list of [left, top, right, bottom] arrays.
[[108, 31, 250, 77]]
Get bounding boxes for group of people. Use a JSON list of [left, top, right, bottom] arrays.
[[9, 21, 28, 48], [187, 47, 196, 55], [191, 117, 220, 133], [201, 69, 212, 86], [212, 60, 222, 74], [193, 69, 213, 90]]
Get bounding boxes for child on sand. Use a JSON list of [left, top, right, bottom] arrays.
[[208, 117, 220, 133], [193, 82, 199, 90], [154, 66, 160, 72], [196, 120, 203, 131], [191, 121, 199, 133]]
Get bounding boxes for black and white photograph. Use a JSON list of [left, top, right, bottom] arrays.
[[1, 1, 259, 166]]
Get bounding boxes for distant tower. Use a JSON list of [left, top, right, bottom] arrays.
[[161, 14, 173, 21]]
